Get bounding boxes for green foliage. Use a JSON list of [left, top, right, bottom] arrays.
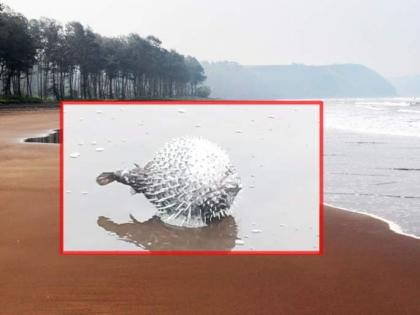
[[0, 96, 42, 104], [195, 85, 211, 98], [0, 6, 37, 97]]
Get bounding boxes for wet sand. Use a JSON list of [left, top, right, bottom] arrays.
[[1, 109, 420, 314]]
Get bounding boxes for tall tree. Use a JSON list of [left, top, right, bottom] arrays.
[[0, 6, 36, 96]]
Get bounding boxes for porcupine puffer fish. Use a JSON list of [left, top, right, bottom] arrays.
[[96, 137, 242, 228]]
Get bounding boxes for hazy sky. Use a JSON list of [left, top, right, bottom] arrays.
[[4, 0, 420, 77]]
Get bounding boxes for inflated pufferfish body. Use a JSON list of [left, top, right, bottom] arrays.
[[97, 137, 242, 228]]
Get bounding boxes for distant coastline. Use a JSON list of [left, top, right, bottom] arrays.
[[202, 61, 397, 99]]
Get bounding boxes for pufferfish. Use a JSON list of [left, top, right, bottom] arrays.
[[96, 137, 242, 228]]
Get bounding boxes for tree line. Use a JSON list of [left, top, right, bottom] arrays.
[[0, 3, 210, 101]]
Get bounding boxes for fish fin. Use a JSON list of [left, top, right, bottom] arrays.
[[96, 172, 116, 185], [129, 214, 140, 223]]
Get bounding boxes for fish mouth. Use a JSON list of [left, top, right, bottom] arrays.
[[235, 183, 243, 193], [225, 183, 242, 195]]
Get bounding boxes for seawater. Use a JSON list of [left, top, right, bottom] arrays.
[[325, 98, 420, 138], [325, 98, 420, 237]]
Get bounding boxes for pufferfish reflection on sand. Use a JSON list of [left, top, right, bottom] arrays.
[[97, 137, 242, 228], [97, 215, 238, 250]]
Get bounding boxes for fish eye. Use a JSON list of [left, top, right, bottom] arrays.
[[225, 182, 241, 193]]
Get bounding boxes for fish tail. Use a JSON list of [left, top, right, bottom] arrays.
[[96, 172, 116, 185]]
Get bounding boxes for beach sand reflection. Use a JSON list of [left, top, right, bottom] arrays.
[[97, 214, 238, 250]]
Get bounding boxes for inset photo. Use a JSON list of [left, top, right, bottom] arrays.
[[61, 101, 322, 253]]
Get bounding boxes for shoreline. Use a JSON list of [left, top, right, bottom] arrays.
[[22, 114, 420, 242], [1, 109, 420, 314], [7, 110, 420, 242], [325, 202, 420, 240], [325, 125, 420, 240]]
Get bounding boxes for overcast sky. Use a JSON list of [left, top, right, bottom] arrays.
[[4, 0, 420, 77]]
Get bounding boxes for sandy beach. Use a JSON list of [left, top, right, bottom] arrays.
[[1, 109, 420, 314]]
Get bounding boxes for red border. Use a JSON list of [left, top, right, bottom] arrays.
[[60, 100, 324, 255]]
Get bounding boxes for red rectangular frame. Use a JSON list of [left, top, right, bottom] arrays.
[[60, 100, 324, 255]]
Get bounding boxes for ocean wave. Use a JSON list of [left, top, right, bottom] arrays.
[[326, 99, 420, 138], [354, 101, 412, 107], [398, 109, 420, 114], [356, 105, 386, 111], [325, 124, 420, 138]]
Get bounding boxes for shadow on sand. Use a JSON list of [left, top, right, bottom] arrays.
[[97, 214, 238, 251]]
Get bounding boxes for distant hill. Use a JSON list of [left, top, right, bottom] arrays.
[[202, 62, 397, 99], [389, 75, 420, 97]]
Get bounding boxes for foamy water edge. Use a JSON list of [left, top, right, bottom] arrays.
[[325, 203, 420, 240], [20, 114, 420, 242]]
